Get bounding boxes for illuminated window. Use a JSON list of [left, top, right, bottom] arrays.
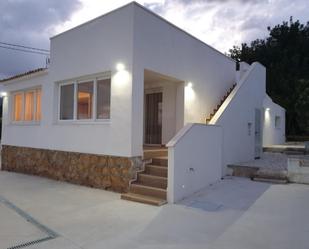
[[13, 93, 23, 121], [77, 81, 93, 119], [11, 88, 41, 123], [59, 75, 111, 121], [24, 91, 34, 121], [36, 89, 41, 121]]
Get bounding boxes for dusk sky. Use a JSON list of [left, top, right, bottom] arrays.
[[1, 0, 308, 79]]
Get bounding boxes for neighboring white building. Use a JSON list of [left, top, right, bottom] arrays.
[[0, 2, 285, 204]]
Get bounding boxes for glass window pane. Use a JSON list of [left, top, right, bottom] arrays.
[[77, 81, 93, 119], [24, 91, 34, 121], [96, 79, 111, 119], [13, 93, 23, 121], [60, 84, 74, 120], [36, 89, 41, 121]]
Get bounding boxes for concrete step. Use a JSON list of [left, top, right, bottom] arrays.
[[138, 173, 167, 189], [252, 177, 288, 184], [143, 149, 168, 159], [151, 157, 168, 167], [145, 165, 168, 177], [254, 169, 288, 180], [130, 183, 166, 199], [121, 193, 167, 206]]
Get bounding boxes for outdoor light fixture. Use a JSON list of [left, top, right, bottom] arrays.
[[185, 82, 195, 101], [265, 108, 270, 112], [0, 91, 7, 97], [116, 63, 125, 71]]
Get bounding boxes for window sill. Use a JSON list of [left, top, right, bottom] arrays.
[[55, 120, 111, 125], [9, 121, 41, 126]]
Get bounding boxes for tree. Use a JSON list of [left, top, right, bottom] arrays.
[[229, 17, 309, 136]]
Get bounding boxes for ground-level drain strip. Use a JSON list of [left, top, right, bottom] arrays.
[[0, 196, 58, 249]]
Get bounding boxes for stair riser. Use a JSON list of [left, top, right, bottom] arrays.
[[138, 175, 167, 189], [130, 185, 166, 199], [121, 194, 166, 206], [151, 158, 168, 167], [145, 166, 168, 177], [143, 150, 168, 159]]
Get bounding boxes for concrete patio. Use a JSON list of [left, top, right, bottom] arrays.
[[0, 171, 308, 249]]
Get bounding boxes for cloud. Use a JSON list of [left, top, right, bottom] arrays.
[[1, 0, 309, 78], [0, 0, 81, 78], [144, 0, 309, 52]]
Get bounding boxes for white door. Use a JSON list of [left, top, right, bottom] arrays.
[[254, 108, 262, 159]]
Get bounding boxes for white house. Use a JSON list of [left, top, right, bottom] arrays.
[[0, 2, 285, 205]]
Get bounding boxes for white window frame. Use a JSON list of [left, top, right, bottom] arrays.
[[57, 72, 111, 124], [58, 81, 75, 122], [10, 87, 42, 125]]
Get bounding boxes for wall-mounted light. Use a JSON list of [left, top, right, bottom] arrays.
[[116, 63, 125, 71], [114, 63, 130, 90], [185, 81, 195, 101], [265, 108, 270, 112], [0, 91, 7, 97]]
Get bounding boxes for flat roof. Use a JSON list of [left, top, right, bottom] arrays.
[[51, 2, 235, 63]]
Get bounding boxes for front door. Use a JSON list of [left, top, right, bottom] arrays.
[[145, 92, 162, 145], [254, 108, 262, 159]]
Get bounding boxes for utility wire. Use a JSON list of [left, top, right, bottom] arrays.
[[0, 41, 49, 52], [0, 45, 50, 55]]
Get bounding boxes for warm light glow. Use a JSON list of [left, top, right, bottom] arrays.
[[185, 82, 195, 101], [13, 93, 23, 121], [116, 63, 125, 71], [264, 107, 271, 122], [36, 89, 42, 121], [0, 91, 7, 97], [114, 68, 130, 90], [24, 91, 34, 121]]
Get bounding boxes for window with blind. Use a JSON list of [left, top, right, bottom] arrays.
[[12, 88, 42, 123], [59, 77, 111, 121]]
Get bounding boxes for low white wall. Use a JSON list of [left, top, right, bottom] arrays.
[[263, 95, 286, 146], [288, 157, 309, 184], [166, 123, 222, 203], [210, 62, 266, 175]]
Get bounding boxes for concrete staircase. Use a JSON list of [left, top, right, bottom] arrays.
[[206, 83, 236, 124], [121, 148, 168, 206]]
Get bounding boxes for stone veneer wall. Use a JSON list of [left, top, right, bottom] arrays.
[[1, 145, 142, 192]]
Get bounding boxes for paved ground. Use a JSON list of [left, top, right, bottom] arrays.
[[237, 152, 288, 171], [0, 172, 308, 249]]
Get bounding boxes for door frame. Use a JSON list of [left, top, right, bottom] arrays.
[[144, 87, 163, 146], [254, 108, 262, 159]]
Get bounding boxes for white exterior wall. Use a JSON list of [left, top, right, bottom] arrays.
[[2, 5, 136, 157], [167, 124, 222, 203], [131, 4, 236, 155], [211, 63, 266, 174], [263, 95, 286, 146], [1, 3, 240, 160]]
